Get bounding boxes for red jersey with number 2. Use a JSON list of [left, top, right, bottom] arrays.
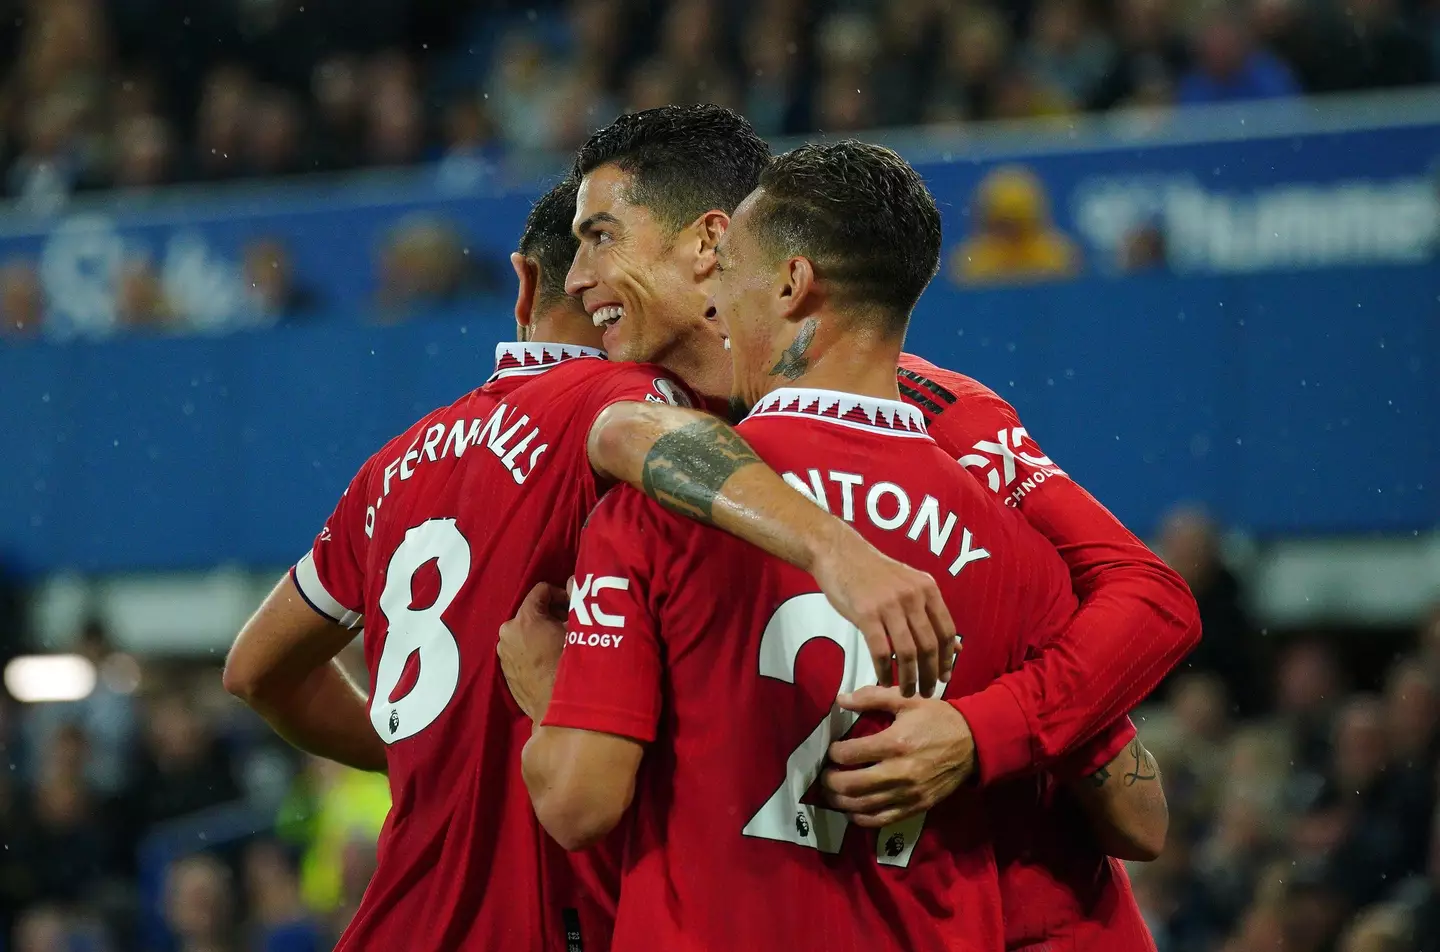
[[543, 387, 1079, 952], [290, 342, 692, 952]]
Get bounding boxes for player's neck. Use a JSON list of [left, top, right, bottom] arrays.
[[526, 311, 606, 352], [658, 330, 732, 404], [761, 323, 903, 406]]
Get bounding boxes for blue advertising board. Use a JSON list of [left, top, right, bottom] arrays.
[[1, 97, 1436, 572]]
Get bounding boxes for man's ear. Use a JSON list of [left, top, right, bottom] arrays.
[[780, 256, 818, 319], [692, 210, 730, 278], [511, 252, 539, 340]]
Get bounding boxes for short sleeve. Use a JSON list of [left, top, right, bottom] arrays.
[[290, 455, 375, 630], [543, 488, 666, 743], [585, 364, 697, 428]]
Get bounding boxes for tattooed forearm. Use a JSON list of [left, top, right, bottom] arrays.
[[768, 317, 818, 380], [1123, 740, 1157, 786], [1089, 764, 1111, 788], [640, 419, 762, 524]]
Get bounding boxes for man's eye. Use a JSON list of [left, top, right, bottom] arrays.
[[594, 231, 613, 245]]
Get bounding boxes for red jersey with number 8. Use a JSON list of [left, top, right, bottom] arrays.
[[543, 387, 1079, 952], [290, 342, 693, 952]]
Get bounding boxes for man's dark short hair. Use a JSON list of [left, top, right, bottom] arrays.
[[573, 104, 771, 233], [517, 176, 580, 305], [750, 140, 942, 330]]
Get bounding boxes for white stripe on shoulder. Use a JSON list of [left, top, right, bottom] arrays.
[[293, 550, 364, 629]]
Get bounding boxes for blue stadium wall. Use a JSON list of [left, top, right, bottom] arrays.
[[1, 97, 1437, 573]]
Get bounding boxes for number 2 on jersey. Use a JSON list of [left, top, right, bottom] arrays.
[[742, 593, 933, 868], [370, 519, 470, 743]]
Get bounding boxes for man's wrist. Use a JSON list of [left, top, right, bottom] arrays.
[[806, 517, 861, 575], [950, 681, 1036, 785], [934, 700, 977, 779]]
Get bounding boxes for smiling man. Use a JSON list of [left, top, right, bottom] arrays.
[[223, 170, 958, 952], [517, 104, 1198, 951], [505, 140, 1168, 952]]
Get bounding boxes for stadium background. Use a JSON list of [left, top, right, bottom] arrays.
[[0, 0, 1436, 950]]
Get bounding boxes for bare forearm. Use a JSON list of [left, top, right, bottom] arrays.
[[521, 726, 621, 850], [1069, 738, 1167, 861], [589, 403, 840, 571], [250, 660, 387, 772]]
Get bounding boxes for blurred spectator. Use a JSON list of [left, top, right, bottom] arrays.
[[24, 618, 138, 797], [626, 58, 684, 113], [0, 259, 44, 338], [275, 757, 388, 918], [435, 95, 498, 191], [486, 32, 564, 154], [1338, 903, 1413, 952], [567, 0, 630, 91], [365, 53, 424, 167], [928, 7, 1014, 123], [1308, 0, 1431, 94], [1250, 0, 1330, 91], [1386, 658, 1440, 768], [868, 0, 943, 129], [657, 0, 740, 108], [1157, 505, 1262, 714], [1325, 690, 1435, 909], [811, 12, 881, 133], [111, 115, 175, 190], [13, 905, 111, 952], [1177, 6, 1300, 104], [242, 239, 315, 324], [8, 91, 91, 209], [163, 854, 235, 952], [949, 165, 1082, 285], [194, 66, 253, 182], [243, 840, 325, 952], [131, 689, 240, 827], [741, 10, 803, 136], [10, 724, 119, 906], [310, 55, 366, 172], [1091, 0, 1187, 109], [1272, 637, 1345, 773], [1021, 0, 1116, 108], [1145, 672, 1235, 823], [330, 838, 378, 940], [247, 88, 306, 178]]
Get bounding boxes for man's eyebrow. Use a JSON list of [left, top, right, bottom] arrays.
[[576, 212, 620, 238]]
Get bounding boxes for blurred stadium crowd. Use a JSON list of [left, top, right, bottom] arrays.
[[0, 0, 1436, 205], [0, 510, 1436, 952]]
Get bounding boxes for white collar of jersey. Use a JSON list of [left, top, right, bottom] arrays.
[[489, 342, 608, 381], [745, 388, 930, 439]]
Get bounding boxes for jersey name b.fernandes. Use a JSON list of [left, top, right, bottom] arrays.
[[291, 342, 691, 952], [545, 387, 1079, 952]]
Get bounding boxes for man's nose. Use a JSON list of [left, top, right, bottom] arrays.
[[565, 251, 595, 298]]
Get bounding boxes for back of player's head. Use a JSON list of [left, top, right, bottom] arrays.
[[573, 104, 771, 233], [750, 140, 942, 334], [517, 176, 580, 307]]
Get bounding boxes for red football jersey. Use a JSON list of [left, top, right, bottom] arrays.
[[291, 342, 692, 952], [543, 387, 1080, 952], [896, 353, 1160, 952]]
